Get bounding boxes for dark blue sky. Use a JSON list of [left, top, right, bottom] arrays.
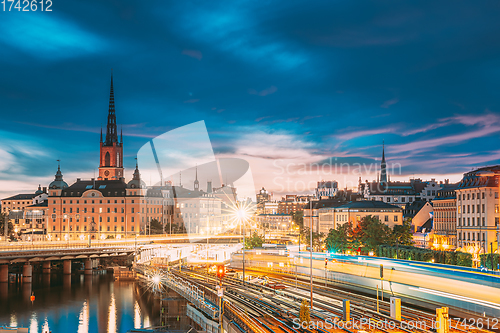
[[1, 0, 500, 197]]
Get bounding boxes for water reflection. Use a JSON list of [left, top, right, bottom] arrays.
[[0, 274, 181, 333], [133, 301, 141, 330], [29, 312, 38, 333], [10, 314, 17, 327], [77, 301, 89, 333], [108, 294, 117, 333], [42, 317, 50, 333]]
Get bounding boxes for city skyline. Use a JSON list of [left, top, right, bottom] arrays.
[[2, 1, 500, 198]]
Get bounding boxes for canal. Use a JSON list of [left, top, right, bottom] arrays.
[[0, 273, 190, 332]]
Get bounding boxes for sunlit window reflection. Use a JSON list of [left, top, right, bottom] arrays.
[[42, 317, 50, 333], [30, 312, 38, 333], [78, 301, 89, 333], [107, 294, 117, 333], [10, 314, 17, 327], [134, 301, 141, 329]]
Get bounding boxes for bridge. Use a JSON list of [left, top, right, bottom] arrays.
[[0, 233, 242, 284]]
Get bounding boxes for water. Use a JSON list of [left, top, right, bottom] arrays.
[[0, 273, 189, 333]]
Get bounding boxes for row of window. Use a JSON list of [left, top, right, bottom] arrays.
[[54, 198, 166, 205], [434, 211, 456, 219], [54, 225, 134, 232], [434, 202, 454, 207], [458, 231, 486, 241], [458, 191, 499, 201], [54, 206, 167, 214], [53, 216, 136, 223], [55, 199, 135, 204], [458, 217, 486, 227], [376, 197, 414, 203], [458, 204, 492, 214], [2, 201, 31, 205], [336, 214, 398, 222]]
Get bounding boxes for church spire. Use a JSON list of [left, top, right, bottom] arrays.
[[132, 158, 140, 180], [380, 141, 387, 184], [100, 127, 103, 143], [194, 165, 200, 190], [105, 70, 118, 145]]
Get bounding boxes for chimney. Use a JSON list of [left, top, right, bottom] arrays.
[[42, 187, 47, 193]]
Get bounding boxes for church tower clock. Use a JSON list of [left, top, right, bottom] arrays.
[[98, 72, 124, 180]]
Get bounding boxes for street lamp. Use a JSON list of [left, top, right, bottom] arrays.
[[3, 213, 8, 244], [98, 207, 102, 245], [63, 214, 69, 247], [309, 199, 313, 310], [88, 219, 96, 247]]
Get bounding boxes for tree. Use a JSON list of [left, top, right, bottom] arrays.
[[325, 222, 353, 253], [245, 232, 264, 249], [173, 223, 187, 234], [354, 215, 391, 252], [303, 227, 324, 251], [391, 219, 414, 246], [146, 219, 164, 235], [0, 213, 13, 236], [292, 211, 304, 232], [299, 299, 310, 327]]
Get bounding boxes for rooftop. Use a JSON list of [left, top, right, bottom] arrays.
[[336, 200, 401, 210], [2, 193, 37, 201]]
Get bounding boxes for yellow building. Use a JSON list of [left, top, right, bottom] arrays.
[[334, 201, 403, 229]]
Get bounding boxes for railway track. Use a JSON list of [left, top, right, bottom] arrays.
[[140, 264, 495, 333], [245, 267, 495, 333], [182, 267, 494, 333]]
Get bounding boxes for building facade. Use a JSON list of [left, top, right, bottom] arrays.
[[456, 166, 500, 255], [334, 201, 403, 229], [1, 186, 49, 240], [256, 187, 271, 213], [277, 195, 308, 214], [432, 183, 458, 249], [315, 181, 338, 198]]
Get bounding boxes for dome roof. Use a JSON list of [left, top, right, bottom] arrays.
[[35, 184, 44, 195], [49, 164, 68, 189], [127, 163, 146, 188]]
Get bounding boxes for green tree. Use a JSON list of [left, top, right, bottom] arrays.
[[244, 232, 264, 249], [146, 219, 164, 235], [325, 222, 353, 253], [354, 215, 391, 252], [303, 227, 324, 251], [292, 211, 306, 243], [391, 219, 414, 246], [299, 299, 310, 326], [0, 213, 14, 238]]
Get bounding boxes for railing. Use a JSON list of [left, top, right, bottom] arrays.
[[0, 233, 243, 251], [0, 242, 136, 252], [0, 245, 135, 259], [135, 265, 218, 319]]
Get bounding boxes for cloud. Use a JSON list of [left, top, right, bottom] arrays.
[[248, 86, 278, 96], [174, 4, 309, 70], [0, 12, 106, 59], [335, 127, 398, 141], [182, 49, 203, 60], [381, 97, 399, 108], [391, 126, 500, 154]]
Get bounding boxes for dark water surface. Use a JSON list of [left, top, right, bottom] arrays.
[[0, 273, 188, 333]]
